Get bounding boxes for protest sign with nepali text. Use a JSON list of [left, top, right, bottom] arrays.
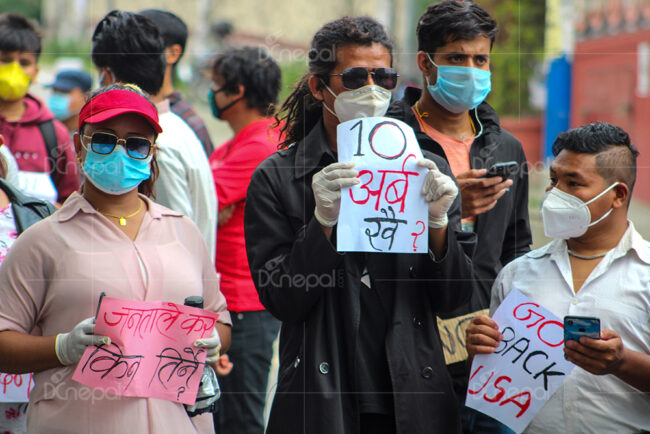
[[72, 297, 218, 405], [337, 117, 428, 253]]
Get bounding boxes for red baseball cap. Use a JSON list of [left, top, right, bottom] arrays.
[[78, 88, 163, 134]]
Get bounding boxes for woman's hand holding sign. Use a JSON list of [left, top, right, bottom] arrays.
[[55, 317, 111, 366]]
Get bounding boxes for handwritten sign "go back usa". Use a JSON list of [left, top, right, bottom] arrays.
[[466, 290, 574, 433]]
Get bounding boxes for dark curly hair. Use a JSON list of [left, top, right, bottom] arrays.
[[275, 16, 393, 148], [552, 122, 639, 196], [417, 0, 498, 55], [80, 84, 159, 198], [211, 46, 281, 116]]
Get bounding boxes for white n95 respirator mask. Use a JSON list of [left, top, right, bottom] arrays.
[[540, 182, 618, 239], [323, 84, 391, 122]]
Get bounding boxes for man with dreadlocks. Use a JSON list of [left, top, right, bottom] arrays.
[[244, 16, 476, 434]]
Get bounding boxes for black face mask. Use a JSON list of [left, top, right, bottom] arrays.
[[208, 87, 244, 119]]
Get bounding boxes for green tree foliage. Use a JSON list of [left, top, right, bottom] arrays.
[[414, 0, 545, 116], [0, 0, 41, 22]]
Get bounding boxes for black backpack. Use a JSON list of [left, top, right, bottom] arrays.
[[37, 119, 61, 187]]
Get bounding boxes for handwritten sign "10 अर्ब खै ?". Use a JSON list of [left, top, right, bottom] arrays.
[[72, 297, 219, 405], [337, 117, 429, 254]]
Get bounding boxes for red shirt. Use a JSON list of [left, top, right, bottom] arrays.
[[210, 118, 281, 312]]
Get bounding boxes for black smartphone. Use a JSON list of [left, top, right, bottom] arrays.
[[483, 161, 518, 180], [564, 316, 600, 342]]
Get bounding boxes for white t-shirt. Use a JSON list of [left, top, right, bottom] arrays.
[[154, 100, 217, 262]]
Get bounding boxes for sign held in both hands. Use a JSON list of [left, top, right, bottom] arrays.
[[72, 297, 219, 405], [337, 117, 429, 253]]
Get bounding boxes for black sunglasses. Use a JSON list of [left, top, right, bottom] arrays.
[[329, 67, 399, 90], [82, 132, 153, 160]]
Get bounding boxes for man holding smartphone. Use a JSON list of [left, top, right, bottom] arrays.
[[467, 123, 650, 433], [388, 2, 531, 431]]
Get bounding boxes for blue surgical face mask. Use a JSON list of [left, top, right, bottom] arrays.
[[48, 92, 71, 120], [425, 53, 491, 114], [82, 142, 152, 195]]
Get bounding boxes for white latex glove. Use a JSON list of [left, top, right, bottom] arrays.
[[194, 328, 221, 364], [55, 317, 111, 366], [312, 161, 360, 227], [418, 158, 458, 229]]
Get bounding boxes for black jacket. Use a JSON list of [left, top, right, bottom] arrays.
[[244, 120, 476, 434], [387, 87, 532, 311], [0, 178, 56, 235]]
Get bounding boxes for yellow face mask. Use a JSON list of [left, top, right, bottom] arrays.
[[0, 62, 31, 101]]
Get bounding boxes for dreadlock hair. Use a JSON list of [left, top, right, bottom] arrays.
[[275, 16, 393, 149]]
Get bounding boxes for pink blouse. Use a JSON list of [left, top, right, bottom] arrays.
[[0, 192, 231, 433]]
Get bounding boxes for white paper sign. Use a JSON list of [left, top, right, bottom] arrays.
[[466, 289, 574, 433], [0, 373, 33, 403], [337, 117, 428, 253], [17, 170, 57, 204]]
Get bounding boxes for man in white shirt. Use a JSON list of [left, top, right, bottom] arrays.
[[91, 10, 217, 261], [466, 122, 650, 433], [153, 99, 217, 262]]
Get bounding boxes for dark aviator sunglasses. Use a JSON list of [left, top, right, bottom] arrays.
[[329, 67, 399, 91]]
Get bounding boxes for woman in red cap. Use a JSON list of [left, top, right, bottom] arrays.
[[0, 84, 231, 433]]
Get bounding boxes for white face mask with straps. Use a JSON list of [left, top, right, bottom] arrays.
[[540, 182, 619, 239], [322, 83, 391, 123]]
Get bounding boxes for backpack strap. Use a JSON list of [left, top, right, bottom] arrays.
[[38, 119, 60, 184]]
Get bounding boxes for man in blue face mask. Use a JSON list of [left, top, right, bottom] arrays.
[[47, 69, 92, 135], [387, 1, 531, 433]]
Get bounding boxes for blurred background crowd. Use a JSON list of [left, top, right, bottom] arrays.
[[7, 0, 649, 245]]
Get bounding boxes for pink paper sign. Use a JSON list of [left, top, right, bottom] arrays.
[[72, 297, 218, 405], [0, 373, 33, 403]]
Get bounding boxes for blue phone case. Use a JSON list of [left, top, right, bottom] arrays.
[[564, 316, 600, 342]]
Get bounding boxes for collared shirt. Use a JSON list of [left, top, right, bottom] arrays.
[[167, 91, 215, 156], [154, 100, 217, 262], [0, 192, 231, 433], [490, 221, 650, 434]]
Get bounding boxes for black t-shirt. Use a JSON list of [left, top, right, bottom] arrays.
[[356, 258, 395, 415]]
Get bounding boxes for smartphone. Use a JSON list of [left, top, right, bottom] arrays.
[[483, 161, 518, 180], [564, 316, 600, 342]]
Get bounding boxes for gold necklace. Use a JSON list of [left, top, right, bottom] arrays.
[[414, 101, 429, 119], [415, 101, 476, 142], [98, 200, 143, 226]]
